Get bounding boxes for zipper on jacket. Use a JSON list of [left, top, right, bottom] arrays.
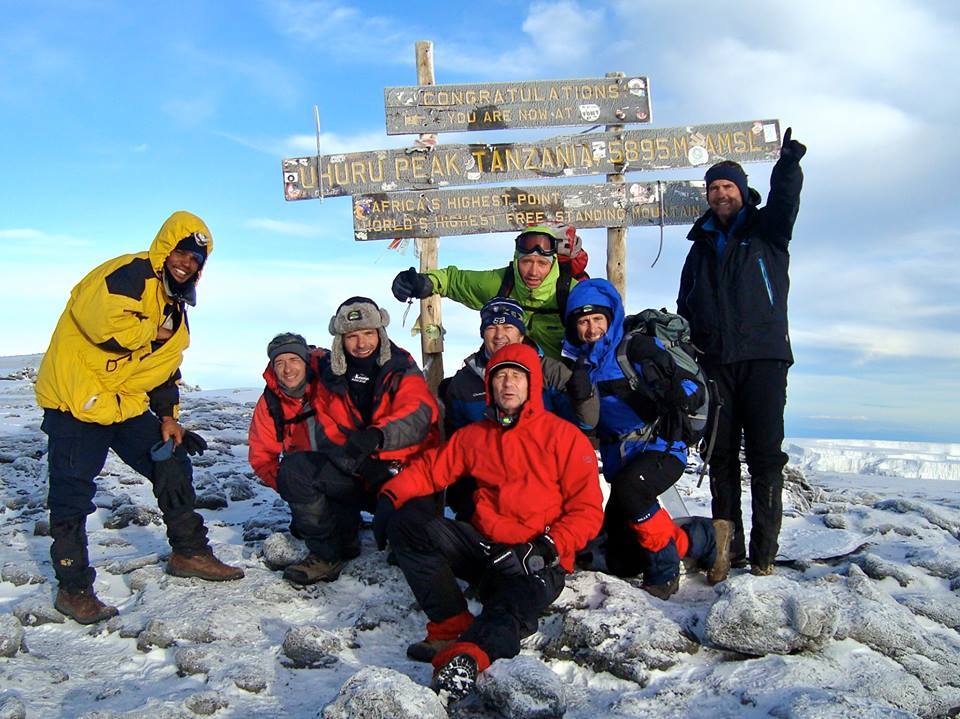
[[758, 257, 774, 307]]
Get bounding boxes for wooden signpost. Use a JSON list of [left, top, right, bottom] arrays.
[[281, 41, 782, 387], [282, 119, 781, 201], [352, 181, 707, 240], [385, 76, 651, 134]]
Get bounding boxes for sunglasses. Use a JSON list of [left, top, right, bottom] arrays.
[[515, 233, 557, 256]]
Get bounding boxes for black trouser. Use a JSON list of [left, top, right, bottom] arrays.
[[604, 452, 685, 581], [702, 358, 788, 565], [276, 451, 368, 562], [388, 503, 565, 663], [42, 409, 209, 590]]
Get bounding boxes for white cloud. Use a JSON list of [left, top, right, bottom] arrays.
[[0, 228, 90, 247]]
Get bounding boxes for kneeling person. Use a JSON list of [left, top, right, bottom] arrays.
[[275, 297, 440, 584], [373, 343, 603, 701]]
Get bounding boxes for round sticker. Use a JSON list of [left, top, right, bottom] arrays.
[[688, 146, 709, 165]]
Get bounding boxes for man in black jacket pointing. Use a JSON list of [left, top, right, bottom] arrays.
[[677, 127, 806, 577]]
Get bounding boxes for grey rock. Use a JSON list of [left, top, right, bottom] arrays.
[[0, 696, 26, 719], [184, 691, 228, 716], [874, 498, 960, 538], [103, 553, 160, 575], [281, 625, 346, 668], [262, 532, 308, 569], [103, 504, 161, 530], [477, 655, 570, 719], [13, 598, 65, 626], [230, 667, 268, 693], [768, 690, 917, 718], [822, 513, 847, 529], [1, 562, 45, 586], [837, 566, 960, 690], [543, 572, 697, 685], [899, 592, 960, 632], [137, 619, 176, 651], [225, 478, 256, 502], [175, 647, 213, 676], [193, 492, 227, 511], [856, 553, 914, 587], [321, 666, 446, 719], [705, 574, 840, 656], [106, 614, 146, 639], [32, 519, 49, 536], [0, 614, 24, 657]]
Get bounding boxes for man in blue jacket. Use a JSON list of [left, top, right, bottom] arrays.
[[563, 279, 732, 598], [677, 128, 806, 576]]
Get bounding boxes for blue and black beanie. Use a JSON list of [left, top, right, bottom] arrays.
[[704, 161, 749, 204], [480, 297, 526, 337]]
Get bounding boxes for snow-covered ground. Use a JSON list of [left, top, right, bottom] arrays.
[[1, 354, 959, 718]]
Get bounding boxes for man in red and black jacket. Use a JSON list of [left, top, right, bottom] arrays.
[[274, 297, 440, 585], [372, 343, 603, 702], [247, 332, 327, 491]]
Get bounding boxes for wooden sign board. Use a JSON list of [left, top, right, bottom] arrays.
[[384, 76, 651, 134], [282, 120, 780, 201], [351, 181, 708, 240]]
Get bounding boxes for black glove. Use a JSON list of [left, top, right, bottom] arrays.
[[780, 127, 806, 162], [330, 428, 383, 476], [152, 458, 197, 515], [372, 494, 397, 551], [488, 535, 558, 577], [391, 267, 433, 302], [359, 459, 395, 494], [566, 354, 594, 402], [181, 430, 207, 456]]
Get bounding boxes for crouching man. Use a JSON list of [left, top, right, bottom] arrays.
[[373, 343, 603, 702], [35, 211, 244, 624], [274, 297, 440, 584]]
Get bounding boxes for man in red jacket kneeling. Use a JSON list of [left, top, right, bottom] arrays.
[[373, 343, 603, 702]]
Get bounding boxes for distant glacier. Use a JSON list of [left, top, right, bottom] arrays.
[[786, 438, 960, 481]]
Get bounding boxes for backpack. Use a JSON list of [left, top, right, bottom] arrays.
[[262, 387, 316, 443], [615, 309, 718, 456]]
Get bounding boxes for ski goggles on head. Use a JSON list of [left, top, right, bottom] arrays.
[[515, 231, 558, 257]]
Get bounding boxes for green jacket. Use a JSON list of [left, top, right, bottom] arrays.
[[426, 253, 575, 359]]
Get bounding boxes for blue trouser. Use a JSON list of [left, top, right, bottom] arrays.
[[42, 409, 207, 589]]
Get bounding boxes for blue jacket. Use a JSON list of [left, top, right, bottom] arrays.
[[562, 279, 689, 476]]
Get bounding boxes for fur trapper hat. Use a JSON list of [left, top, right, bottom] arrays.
[[328, 296, 391, 375]]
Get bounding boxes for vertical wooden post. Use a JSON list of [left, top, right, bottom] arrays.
[[605, 71, 627, 299], [415, 40, 444, 393]]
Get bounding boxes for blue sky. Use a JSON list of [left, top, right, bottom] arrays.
[[2, 0, 958, 442]]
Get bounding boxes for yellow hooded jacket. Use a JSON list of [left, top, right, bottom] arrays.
[[35, 211, 213, 425]]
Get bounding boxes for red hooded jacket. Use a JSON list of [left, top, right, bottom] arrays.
[[310, 342, 440, 466], [247, 348, 327, 490], [382, 343, 602, 571]]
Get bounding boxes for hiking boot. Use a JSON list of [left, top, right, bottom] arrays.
[[642, 574, 680, 600], [167, 551, 245, 582], [283, 554, 344, 585], [751, 563, 774, 577], [54, 587, 118, 625], [407, 637, 454, 663], [707, 519, 735, 585], [432, 653, 478, 701]]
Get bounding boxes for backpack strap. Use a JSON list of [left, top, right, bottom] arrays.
[[262, 387, 316, 443], [555, 260, 571, 319], [497, 263, 514, 298]]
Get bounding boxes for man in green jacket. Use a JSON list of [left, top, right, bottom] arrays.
[[390, 224, 581, 359]]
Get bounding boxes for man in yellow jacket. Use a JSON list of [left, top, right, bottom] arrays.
[[35, 210, 244, 625]]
